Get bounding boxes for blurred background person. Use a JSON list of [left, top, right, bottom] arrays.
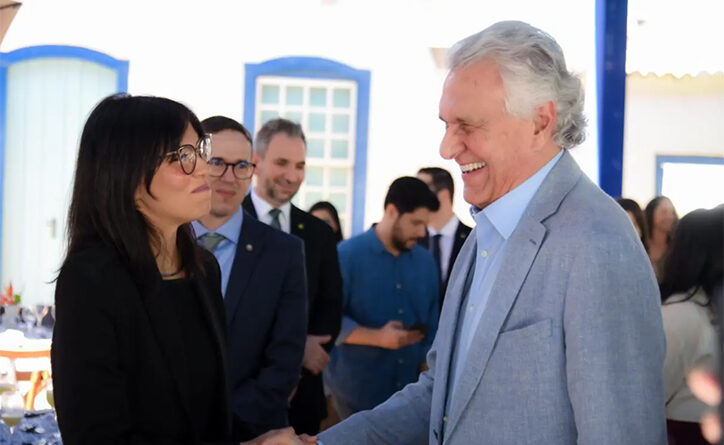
[[659, 206, 723, 445], [416, 167, 472, 308], [194, 116, 307, 440], [646, 196, 679, 280], [309, 201, 343, 243], [243, 118, 343, 435], [617, 197, 649, 250], [325, 177, 440, 419], [51, 94, 304, 445]]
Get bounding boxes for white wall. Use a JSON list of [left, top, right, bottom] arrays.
[[3, 0, 597, 230], [623, 74, 724, 212]]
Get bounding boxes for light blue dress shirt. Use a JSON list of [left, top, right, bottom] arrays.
[[447, 150, 564, 403], [191, 207, 244, 298]]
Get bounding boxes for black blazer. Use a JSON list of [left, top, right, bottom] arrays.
[[225, 212, 307, 438], [51, 246, 237, 444], [419, 219, 473, 306], [242, 196, 343, 426]]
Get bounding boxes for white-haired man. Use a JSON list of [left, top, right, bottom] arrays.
[[316, 21, 666, 445]]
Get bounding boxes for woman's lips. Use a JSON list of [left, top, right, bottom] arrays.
[[192, 184, 210, 193]]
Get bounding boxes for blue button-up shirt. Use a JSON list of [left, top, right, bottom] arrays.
[[447, 150, 563, 401], [325, 228, 440, 415], [191, 207, 244, 297]]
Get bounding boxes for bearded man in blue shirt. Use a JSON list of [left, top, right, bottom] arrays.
[[325, 177, 441, 419]]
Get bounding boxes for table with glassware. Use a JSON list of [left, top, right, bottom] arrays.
[[0, 305, 60, 443]]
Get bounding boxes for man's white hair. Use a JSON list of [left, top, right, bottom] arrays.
[[448, 21, 586, 149]]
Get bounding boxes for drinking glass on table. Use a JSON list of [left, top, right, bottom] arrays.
[[0, 390, 24, 428], [0, 358, 16, 395]]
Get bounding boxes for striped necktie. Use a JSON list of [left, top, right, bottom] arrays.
[[269, 208, 282, 231], [200, 232, 227, 251]]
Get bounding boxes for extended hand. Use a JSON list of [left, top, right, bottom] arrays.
[[687, 368, 721, 443], [244, 427, 317, 445], [377, 320, 424, 350], [303, 334, 332, 374], [241, 428, 317, 445]]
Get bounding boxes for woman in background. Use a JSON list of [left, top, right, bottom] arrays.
[[309, 201, 343, 243], [645, 196, 678, 280], [51, 94, 305, 445], [616, 197, 649, 251], [659, 206, 723, 445]]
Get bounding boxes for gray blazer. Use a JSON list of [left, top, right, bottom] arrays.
[[319, 151, 667, 444]]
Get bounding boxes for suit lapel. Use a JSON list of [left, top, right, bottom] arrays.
[[429, 233, 477, 436], [242, 194, 258, 219], [139, 278, 198, 435], [443, 151, 583, 440], [444, 223, 471, 283], [445, 218, 546, 438], [225, 214, 266, 325], [290, 205, 306, 238]]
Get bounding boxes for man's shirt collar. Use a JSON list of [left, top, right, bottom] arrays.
[[192, 206, 244, 244], [251, 187, 291, 222], [428, 215, 459, 237], [471, 150, 563, 239]]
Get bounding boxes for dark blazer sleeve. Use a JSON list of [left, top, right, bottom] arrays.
[[308, 221, 343, 349], [231, 235, 308, 433], [52, 254, 136, 444]]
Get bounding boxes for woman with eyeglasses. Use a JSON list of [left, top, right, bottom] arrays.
[[51, 94, 308, 445]]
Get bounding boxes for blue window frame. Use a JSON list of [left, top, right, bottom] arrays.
[[244, 57, 371, 235], [656, 155, 724, 195], [0, 45, 129, 271]]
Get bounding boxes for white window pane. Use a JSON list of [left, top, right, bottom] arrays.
[[661, 161, 724, 216], [261, 85, 280, 104], [309, 88, 327, 107], [306, 166, 324, 186], [306, 191, 323, 206], [331, 140, 348, 159], [307, 139, 325, 158], [286, 86, 303, 105], [333, 88, 351, 108], [309, 113, 326, 132], [329, 192, 347, 213], [284, 111, 303, 124], [260, 110, 279, 125], [330, 168, 348, 187], [332, 114, 350, 134]]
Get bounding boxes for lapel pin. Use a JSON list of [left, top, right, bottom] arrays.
[[246, 244, 253, 252], [297, 223, 304, 230]]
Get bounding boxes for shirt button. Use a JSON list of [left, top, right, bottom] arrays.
[[468, 305, 474, 312], [396, 283, 402, 290], [398, 358, 404, 364], [443, 416, 449, 423], [398, 308, 404, 315], [481, 250, 489, 258]]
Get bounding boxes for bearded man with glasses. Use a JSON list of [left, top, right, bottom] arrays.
[[192, 116, 308, 441]]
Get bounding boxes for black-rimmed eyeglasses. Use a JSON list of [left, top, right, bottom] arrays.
[[164, 134, 213, 175], [208, 158, 256, 180]]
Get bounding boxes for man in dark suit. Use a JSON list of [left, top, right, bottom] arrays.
[[417, 167, 472, 307], [193, 116, 308, 440], [243, 118, 343, 435]]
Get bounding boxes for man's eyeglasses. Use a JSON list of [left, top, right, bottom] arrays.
[[208, 158, 256, 180], [165, 134, 213, 175]]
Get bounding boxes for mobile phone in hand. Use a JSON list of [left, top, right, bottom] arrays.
[[406, 322, 428, 336]]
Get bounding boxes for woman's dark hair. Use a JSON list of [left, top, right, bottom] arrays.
[[64, 94, 208, 286], [645, 196, 678, 243], [616, 198, 649, 251], [309, 201, 344, 243], [659, 206, 724, 305]]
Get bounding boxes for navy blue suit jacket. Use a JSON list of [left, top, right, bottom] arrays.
[[226, 210, 308, 439]]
